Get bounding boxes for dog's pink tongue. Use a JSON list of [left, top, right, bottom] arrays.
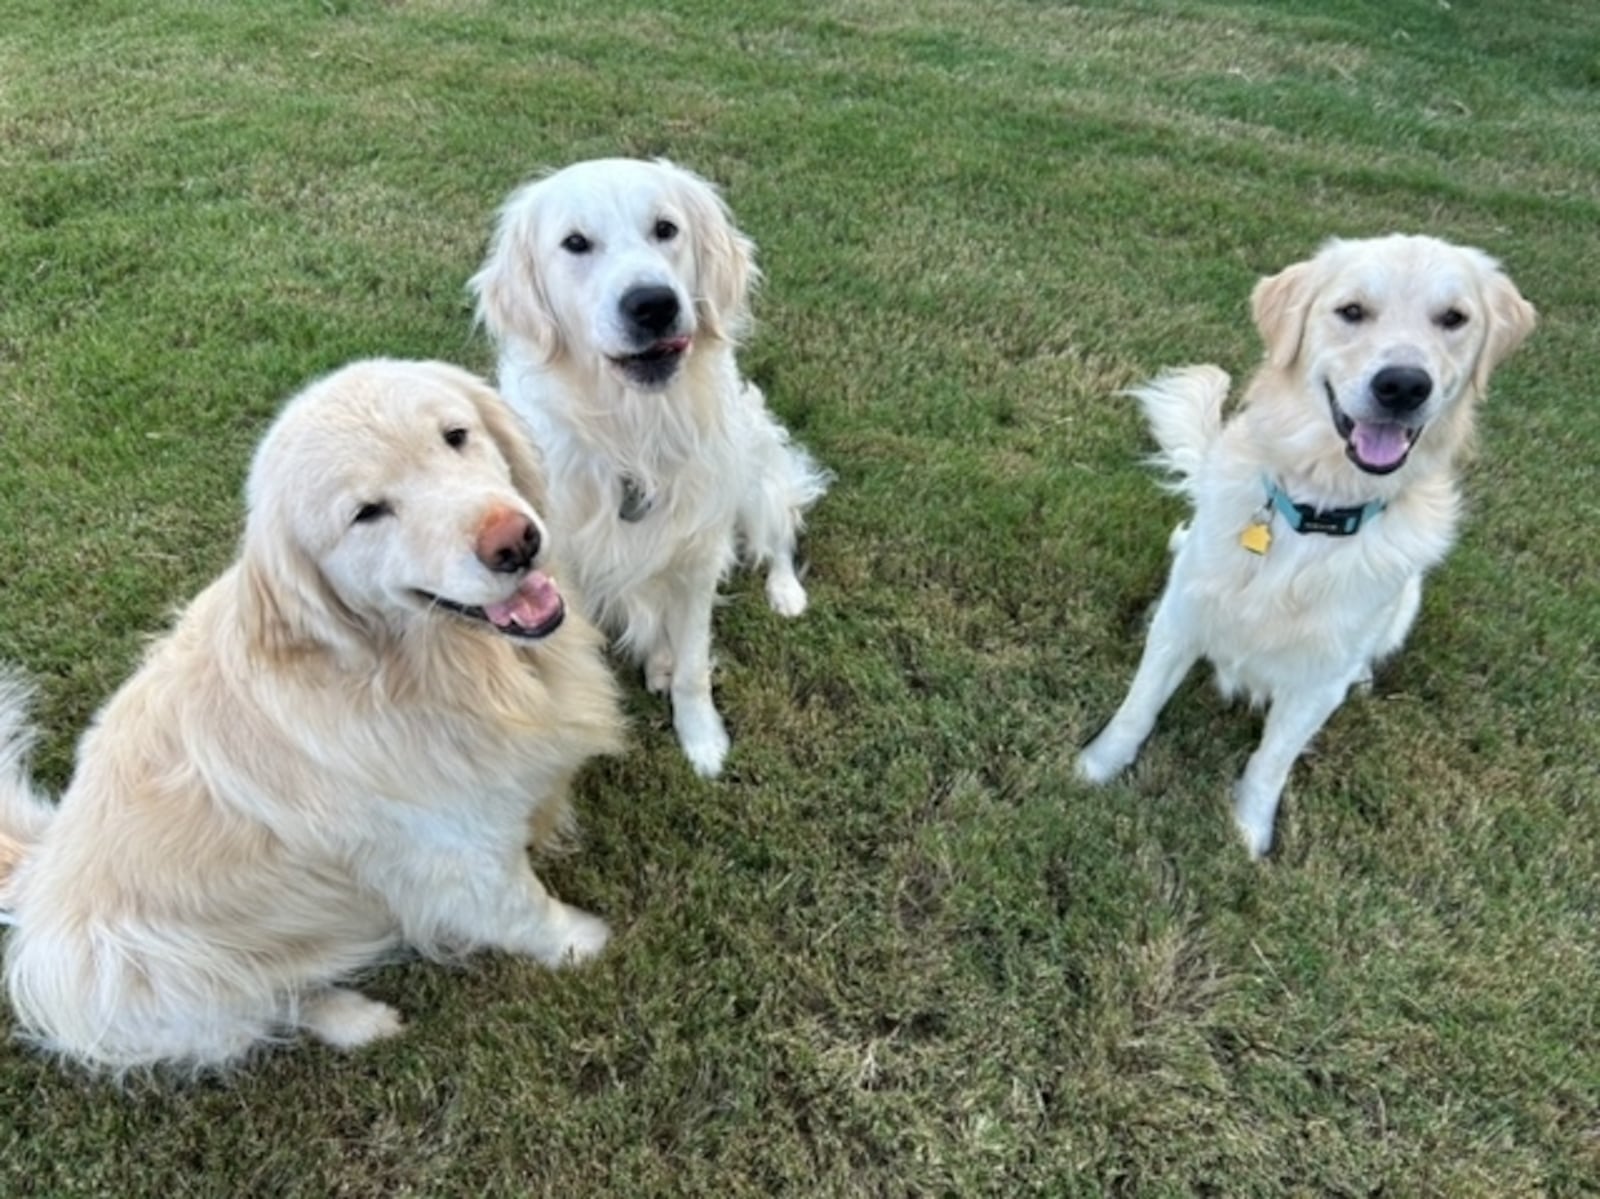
[[483, 571, 562, 629], [1351, 421, 1410, 469], [659, 335, 692, 353]]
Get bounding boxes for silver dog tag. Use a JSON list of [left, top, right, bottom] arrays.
[[618, 476, 654, 523]]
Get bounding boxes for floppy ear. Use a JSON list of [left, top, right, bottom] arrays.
[[1251, 257, 1316, 370], [236, 415, 373, 666], [470, 181, 563, 362], [667, 161, 758, 344], [237, 521, 370, 667], [1474, 263, 1537, 393]]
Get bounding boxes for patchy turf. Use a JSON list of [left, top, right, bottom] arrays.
[[1, 1, 1596, 1195]]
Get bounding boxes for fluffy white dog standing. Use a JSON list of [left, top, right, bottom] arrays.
[[0, 360, 624, 1071], [471, 158, 830, 778], [1077, 235, 1536, 857]]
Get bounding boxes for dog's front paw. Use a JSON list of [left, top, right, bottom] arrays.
[[765, 572, 808, 617], [1232, 782, 1277, 861], [1075, 751, 1113, 785], [1235, 817, 1274, 861], [674, 702, 730, 778], [532, 902, 612, 968], [1076, 734, 1132, 785], [680, 724, 730, 778]]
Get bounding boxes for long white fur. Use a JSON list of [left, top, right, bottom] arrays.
[[471, 158, 830, 778], [1078, 235, 1536, 857], [0, 359, 625, 1072]]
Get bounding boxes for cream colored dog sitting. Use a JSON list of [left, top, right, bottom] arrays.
[[0, 360, 623, 1071], [472, 158, 830, 778], [1078, 235, 1536, 857]]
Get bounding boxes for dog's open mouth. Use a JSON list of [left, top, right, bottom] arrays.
[[610, 335, 692, 387], [417, 571, 566, 640], [1326, 383, 1421, 476]]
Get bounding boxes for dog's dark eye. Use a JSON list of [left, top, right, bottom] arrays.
[[1336, 303, 1367, 324], [561, 232, 592, 254], [1438, 307, 1468, 330], [443, 427, 468, 449], [353, 501, 393, 525], [653, 219, 678, 241]]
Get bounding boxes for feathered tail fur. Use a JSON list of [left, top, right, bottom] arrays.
[[0, 673, 53, 913], [1125, 364, 1231, 500]]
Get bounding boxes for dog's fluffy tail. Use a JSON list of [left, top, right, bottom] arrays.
[[1125, 365, 1230, 499], [0, 672, 54, 914]]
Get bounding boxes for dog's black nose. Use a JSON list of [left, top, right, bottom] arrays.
[[620, 285, 681, 337], [1371, 366, 1432, 413]]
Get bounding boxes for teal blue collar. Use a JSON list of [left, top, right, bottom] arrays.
[[1264, 477, 1386, 537]]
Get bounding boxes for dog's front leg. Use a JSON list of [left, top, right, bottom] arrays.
[[1372, 573, 1423, 664], [664, 582, 730, 777], [1232, 682, 1349, 859], [1077, 596, 1198, 784], [495, 867, 611, 966], [382, 849, 610, 967]]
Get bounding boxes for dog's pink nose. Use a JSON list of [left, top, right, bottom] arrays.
[[476, 507, 540, 574]]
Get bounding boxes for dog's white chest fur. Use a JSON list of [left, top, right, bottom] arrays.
[[1173, 465, 1458, 702], [500, 351, 751, 651]]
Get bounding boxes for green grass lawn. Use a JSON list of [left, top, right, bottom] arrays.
[[2, 1, 1597, 1194]]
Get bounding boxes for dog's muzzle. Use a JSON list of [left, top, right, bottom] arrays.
[[609, 335, 693, 388], [1326, 379, 1425, 475], [415, 571, 567, 640], [609, 285, 692, 388]]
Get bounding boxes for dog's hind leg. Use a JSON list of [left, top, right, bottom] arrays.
[[762, 544, 808, 618], [736, 408, 830, 618], [644, 646, 674, 695], [1231, 681, 1349, 859], [299, 987, 404, 1050], [1077, 596, 1199, 784]]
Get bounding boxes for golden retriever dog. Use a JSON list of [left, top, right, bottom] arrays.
[[0, 360, 624, 1071], [1077, 235, 1536, 858], [471, 158, 830, 778]]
